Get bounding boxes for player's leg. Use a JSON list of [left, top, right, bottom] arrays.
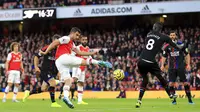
[[23, 81, 46, 102], [3, 83, 13, 102], [47, 78, 62, 107], [77, 69, 88, 105], [3, 71, 15, 102], [68, 55, 112, 68], [179, 69, 194, 104], [135, 60, 149, 108], [12, 71, 21, 102], [70, 83, 76, 101], [59, 83, 64, 100], [168, 69, 177, 104], [150, 64, 175, 99]]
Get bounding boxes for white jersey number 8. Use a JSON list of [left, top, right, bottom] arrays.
[[146, 39, 155, 50]]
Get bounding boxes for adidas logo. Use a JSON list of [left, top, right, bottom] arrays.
[[141, 5, 151, 13], [74, 8, 83, 16]]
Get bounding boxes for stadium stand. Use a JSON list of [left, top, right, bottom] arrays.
[[0, 26, 200, 92]]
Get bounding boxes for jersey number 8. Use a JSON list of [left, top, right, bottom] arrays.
[[146, 39, 155, 50]]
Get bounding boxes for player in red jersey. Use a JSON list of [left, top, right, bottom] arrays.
[[72, 36, 91, 105], [2, 42, 24, 102], [40, 27, 112, 109]]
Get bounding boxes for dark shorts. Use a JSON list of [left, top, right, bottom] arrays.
[[137, 59, 161, 77], [168, 68, 186, 82], [40, 71, 57, 85]]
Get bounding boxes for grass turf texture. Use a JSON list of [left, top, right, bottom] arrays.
[[0, 99, 199, 112]]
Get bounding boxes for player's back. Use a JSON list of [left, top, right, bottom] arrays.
[[140, 31, 170, 62]]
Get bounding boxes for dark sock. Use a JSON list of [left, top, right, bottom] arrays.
[[138, 88, 145, 101], [60, 86, 63, 96], [48, 86, 55, 103], [71, 90, 75, 99], [169, 86, 176, 95], [164, 85, 171, 97], [184, 85, 192, 102]]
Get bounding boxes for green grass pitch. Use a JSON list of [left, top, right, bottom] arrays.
[[0, 99, 199, 112]]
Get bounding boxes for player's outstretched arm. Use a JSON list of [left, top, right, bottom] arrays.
[[20, 55, 24, 75], [165, 36, 184, 50], [185, 54, 191, 71], [34, 56, 41, 76], [160, 57, 166, 72], [40, 39, 60, 55], [73, 48, 97, 56]]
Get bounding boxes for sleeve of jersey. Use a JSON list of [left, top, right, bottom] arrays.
[[164, 35, 180, 50], [35, 46, 48, 57], [162, 44, 169, 57], [58, 36, 70, 44], [6, 53, 12, 61], [183, 47, 189, 55]]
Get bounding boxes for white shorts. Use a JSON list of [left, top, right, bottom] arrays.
[[55, 54, 83, 81], [72, 67, 85, 82], [7, 70, 20, 84]]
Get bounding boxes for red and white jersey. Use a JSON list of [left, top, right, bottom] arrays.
[[55, 36, 76, 59], [76, 44, 90, 59], [7, 52, 22, 71], [76, 44, 91, 71]]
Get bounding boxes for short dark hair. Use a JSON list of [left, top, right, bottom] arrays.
[[169, 30, 177, 35], [70, 27, 81, 34], [153, 22, 163, 32], [81, 35, 87, 38], [10, 42, 19, 51]]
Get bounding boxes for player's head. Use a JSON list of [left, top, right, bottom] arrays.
[[10, 42, 20, 52], [81, 35, 88, 47], [70, 27, 81, 40], [153, 22, 163, 32], [169, 30, 177, 41]]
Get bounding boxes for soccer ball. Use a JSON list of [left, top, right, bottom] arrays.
[[113, 69, 124, 80]]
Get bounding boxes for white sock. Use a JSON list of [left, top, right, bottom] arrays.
[[63, 85, 70, 99], [3, 86, 10, 99], [77, 85, 83, 102], [86, 58, 99, 65], [13, 86, 18, 100]]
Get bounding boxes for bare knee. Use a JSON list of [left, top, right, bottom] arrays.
[[48, 79, 56, 87], [8, 83, 13, 87]]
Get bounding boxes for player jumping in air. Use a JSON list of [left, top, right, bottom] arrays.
[[3, 42, 24, 102], [23, 34, 62, 107], [40, 27, 112, 109], [161, 31, 194, 105], [135, 22, 184, 108]]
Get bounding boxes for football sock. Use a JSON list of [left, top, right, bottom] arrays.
[[63, 85, 70, 99], [138, 88, 145, 101], [86, 58, 99, 65], [48, 86, 56, 103], [77, 86, 83, 102], [184, 85, 192, 102], [3, 86, 10, 99], [13, 86, 19, 100]]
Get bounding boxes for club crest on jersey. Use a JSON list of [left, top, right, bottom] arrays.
[[170, 51, 180, 56]]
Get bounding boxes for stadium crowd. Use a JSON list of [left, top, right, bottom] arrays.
[[0, 0, 183, 9], [0, 26, 200, 92]]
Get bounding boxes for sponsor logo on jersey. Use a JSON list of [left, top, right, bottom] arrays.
[[170, 51, 180, 56]]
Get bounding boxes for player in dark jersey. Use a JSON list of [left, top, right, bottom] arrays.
[[22, 34, 62, 108], [135, 22, 184, 108], [161, 31, 194, 104]]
